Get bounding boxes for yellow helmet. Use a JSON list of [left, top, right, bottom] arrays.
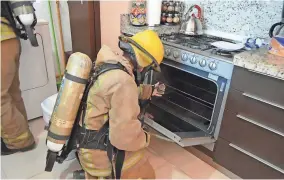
[[119, 30, 164, 71], [130, 30, 164, 69]]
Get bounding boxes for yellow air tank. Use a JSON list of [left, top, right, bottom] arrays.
[[46, 52, 92, 152]]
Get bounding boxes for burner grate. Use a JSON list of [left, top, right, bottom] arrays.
[[160, 33, 242, 57], [160, 33, 220, 50]]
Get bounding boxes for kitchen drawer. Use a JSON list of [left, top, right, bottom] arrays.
[[214, 138, 284, 179], [225, 88, 284, 134], [231, 66, 284, 107], [219, 107, 284, 169]]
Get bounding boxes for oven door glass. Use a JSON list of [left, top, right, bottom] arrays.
[[145, 59, 227, 147]]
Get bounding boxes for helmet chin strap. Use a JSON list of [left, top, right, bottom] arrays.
[[139, 63, 154, 84]]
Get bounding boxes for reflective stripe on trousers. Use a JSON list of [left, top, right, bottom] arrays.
[[79, 149, 144, 178]]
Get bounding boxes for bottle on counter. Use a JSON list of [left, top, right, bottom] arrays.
[[173, 13, 180, 24], [161, 13, 167, 24], [167, 1, 174, 12], [130, 0, 146, 26], [162, 1, 168, 12], [166, 13, 173, 23], [174, 1, 181, 12]]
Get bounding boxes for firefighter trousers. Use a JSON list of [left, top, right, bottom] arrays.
[[1, 38, 34, 149], [83, 153, 155, 179]]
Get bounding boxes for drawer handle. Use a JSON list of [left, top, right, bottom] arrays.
[[236, 114, 284, 138], [229, 143, 284, 174], [242, 92, 284, 111], [248, 69, 284, 81]]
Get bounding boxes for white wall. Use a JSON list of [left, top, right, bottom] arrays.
[[100, 1, 130, 54], [33, 0, 72, 75]]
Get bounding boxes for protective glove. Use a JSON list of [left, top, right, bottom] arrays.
[[152, 82, 166, 97]]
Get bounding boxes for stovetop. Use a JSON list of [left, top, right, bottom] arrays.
[[160, 33, 243, 60], [159, 33, 240, 79]]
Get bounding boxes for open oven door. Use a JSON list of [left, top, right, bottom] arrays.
[[144, 59, 228, 147], [145, 112, 215, 147]]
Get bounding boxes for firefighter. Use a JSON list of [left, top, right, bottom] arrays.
[[78, 30, 164, 179], [1, 1, 37, 155]]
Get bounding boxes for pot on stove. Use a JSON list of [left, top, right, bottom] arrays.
[[180, 5, 203, 35]]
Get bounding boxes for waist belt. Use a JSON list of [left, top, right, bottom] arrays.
[[78, 121, 125, 179], [78, 126, 108, 151], [80, 150, 144, 178]]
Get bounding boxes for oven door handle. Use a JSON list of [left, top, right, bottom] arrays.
[[242, 92, 284, 111]]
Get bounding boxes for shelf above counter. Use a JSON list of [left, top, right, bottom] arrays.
[[120, 14, 180, 36]]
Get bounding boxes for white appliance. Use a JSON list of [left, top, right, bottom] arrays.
[[19, 20, 57, 120]]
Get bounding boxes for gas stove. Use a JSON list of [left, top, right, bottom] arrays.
[[161, 33, 223, 50], [160, 33, 241, 79]]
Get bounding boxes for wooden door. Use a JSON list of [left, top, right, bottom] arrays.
[[68, 1, 101, 61]]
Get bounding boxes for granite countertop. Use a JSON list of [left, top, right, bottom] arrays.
[[233, 48, 284, 80], [120, 14, 180, 36]]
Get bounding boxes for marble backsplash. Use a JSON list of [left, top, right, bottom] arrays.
[[183, 0, 282, 39]]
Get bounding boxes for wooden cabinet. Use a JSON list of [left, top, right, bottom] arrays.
[[225, 88, 284, 133], [214, 66, 284, 179], [230, 67, 284, 106], [215, 138, 284, 179], [220, 105, 284, 169]]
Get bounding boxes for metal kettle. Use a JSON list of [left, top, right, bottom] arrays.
[[269, 1, 284, 37], [180, 5, 203, 35]]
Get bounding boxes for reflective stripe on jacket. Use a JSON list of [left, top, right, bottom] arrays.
[[1, 17, 16, 41]]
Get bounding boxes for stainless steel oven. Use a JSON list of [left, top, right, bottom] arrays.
[[145, 40, 234, 148]]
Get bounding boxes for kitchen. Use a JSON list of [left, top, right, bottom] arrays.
[[121, 0, 284, 179], [1, 0, 284, 179]]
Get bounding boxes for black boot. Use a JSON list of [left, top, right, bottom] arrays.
[[1, 138, 36, 156]]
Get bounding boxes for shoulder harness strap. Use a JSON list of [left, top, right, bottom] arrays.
[[80, 62, 129, 126], [78, 62, 129, 179], [1, 1, 22, 38], [93, 62, 128, 79]]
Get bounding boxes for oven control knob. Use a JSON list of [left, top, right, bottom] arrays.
[[190, 56, 197, 64], [173, 51, 180, 58], [181, 53, 188, 61], [165, 49, 171, 56], [199, 59, 207, 67], [209, 62, 217, 70]]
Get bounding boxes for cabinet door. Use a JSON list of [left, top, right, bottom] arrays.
[[220, 108, 284, 170], [231, 67, 284, 107], [19, 34, 48, 91], [214, 138, 284, 179]]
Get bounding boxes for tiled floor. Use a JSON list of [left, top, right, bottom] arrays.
[[1, 118, 229, 179]]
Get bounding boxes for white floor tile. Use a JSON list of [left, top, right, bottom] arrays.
[[29, 159, 81, 179], [51, 158, 81, 179], [29, 172, 53, 179], [1, 131, 48, 179], [1, 118, 81, 179], [1, 168, 7, 179]]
